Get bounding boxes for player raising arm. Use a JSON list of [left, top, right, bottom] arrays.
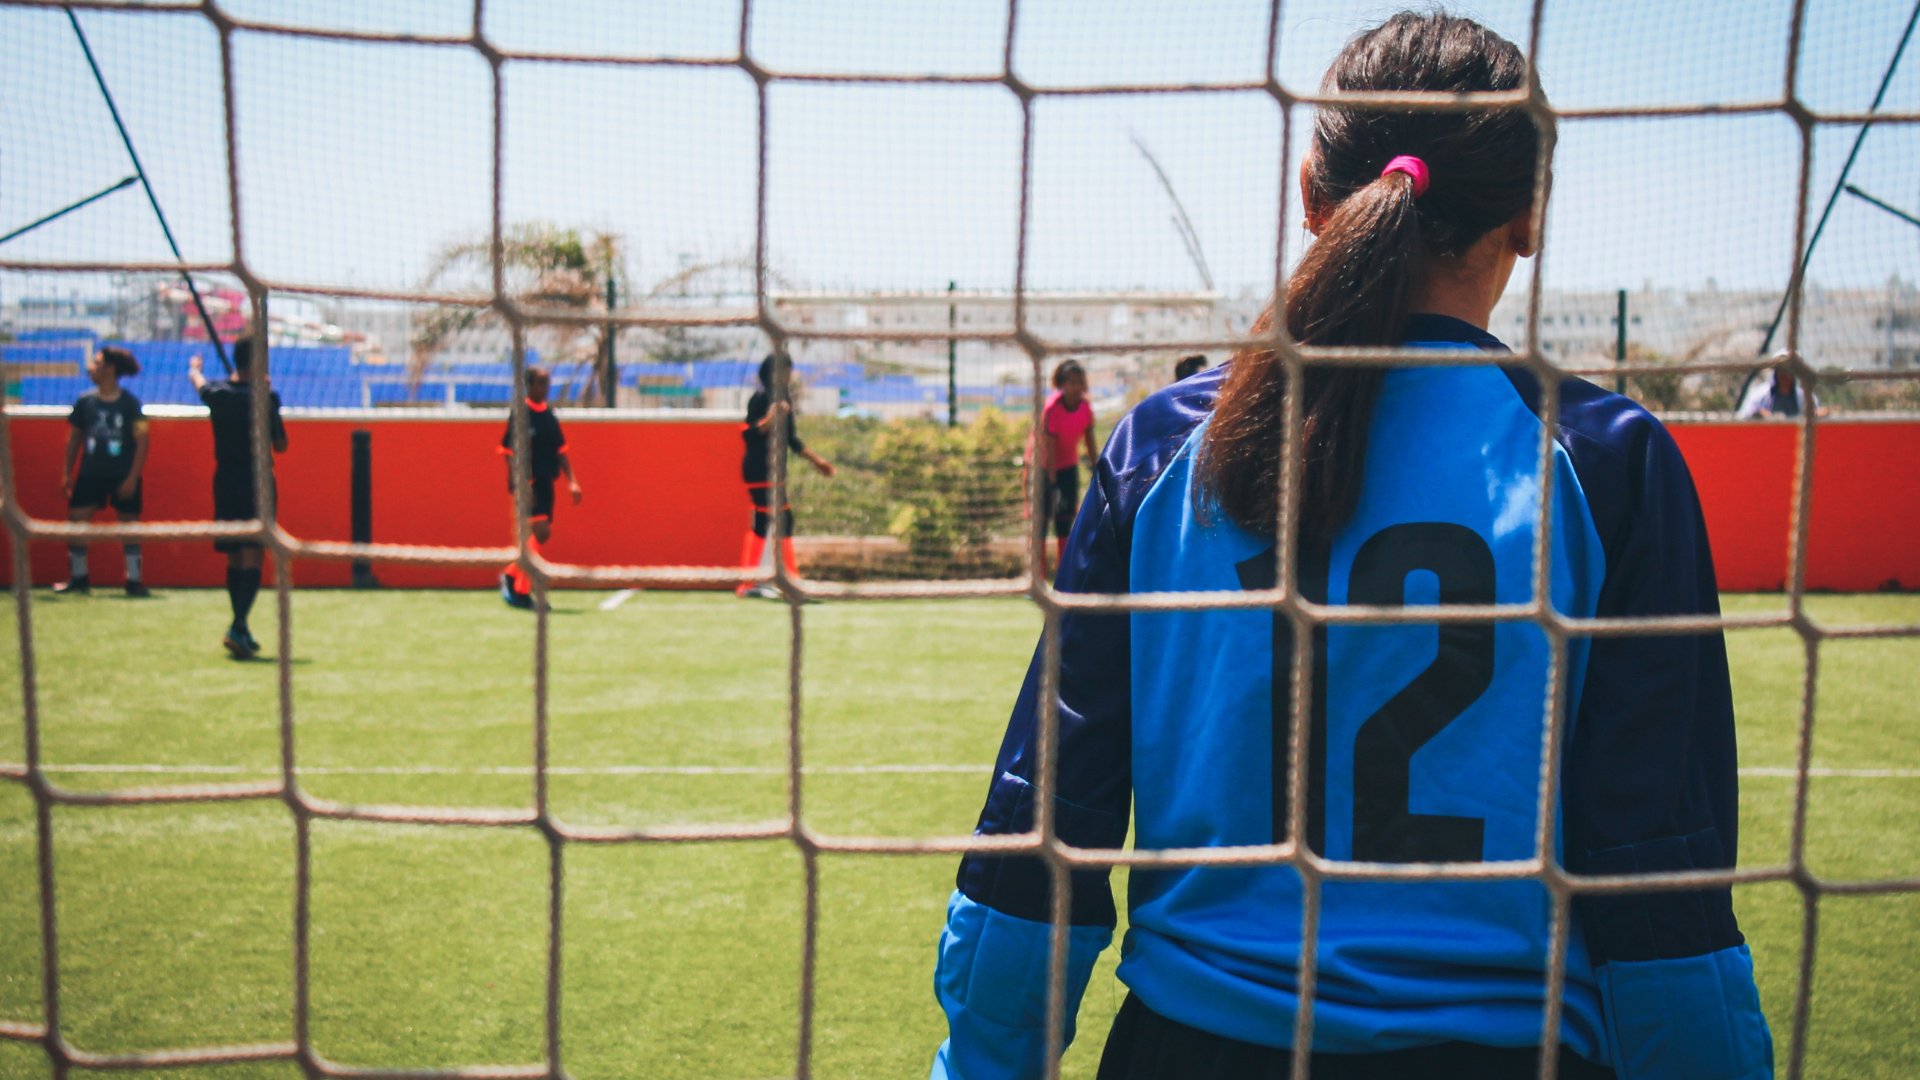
[[56, 346, 150, 597], [932, 12, 1770, 1080], [498, 367, 582, 610], [190, 343, 288, 659]]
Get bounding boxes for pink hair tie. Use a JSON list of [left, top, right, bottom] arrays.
[[1381, 155, 1430, 197]]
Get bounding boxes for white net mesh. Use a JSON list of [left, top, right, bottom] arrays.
[[3, 1, 1919, 1078]]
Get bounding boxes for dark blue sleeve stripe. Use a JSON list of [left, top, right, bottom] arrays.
[[1503, 367, 1746, 965]]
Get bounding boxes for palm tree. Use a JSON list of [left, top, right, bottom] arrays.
[[413, 223, 627, 404], [413, 225, 772, 406]]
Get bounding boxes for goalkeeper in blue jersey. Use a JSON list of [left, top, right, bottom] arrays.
[[931, 12, 1770, 1080]]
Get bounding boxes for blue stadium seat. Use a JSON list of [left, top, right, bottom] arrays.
[[137, 379, 202, 407], [545, 359, 595, 396], [16, 328, 97, 344], [849, 382, 945, 404], [1, 344, 89, 369], [17, 376, 93, 406], [455, 381, 513, 404], [442, 363, 512, 380], [11, 340, 575, 411], [278, 377, 361, 409], [688, 360, 757, 389], [625, 361, 693, 381], [266, 346, 353, 375], [111, 341, 202, 378], [802, 367, 861, 389], [366, 382, 433, 405], [97, 341, 208, 406]]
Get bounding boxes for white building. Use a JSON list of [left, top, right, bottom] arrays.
[[1493, 280, 1920, 371]]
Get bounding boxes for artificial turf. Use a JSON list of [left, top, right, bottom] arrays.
[[0, 588, 1914, 1078]]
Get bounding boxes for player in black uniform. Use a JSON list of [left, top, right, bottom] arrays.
[[737, 353, 833, 598], [57, 346, 151, 597], [499, 367, 582, 609], [189, 342, 288, 659]]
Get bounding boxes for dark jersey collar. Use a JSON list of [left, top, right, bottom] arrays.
[[1401, 312, 1508, 352]]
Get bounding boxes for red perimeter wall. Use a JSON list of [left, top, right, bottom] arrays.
[[2, 411, 1916, 592], [1666, 420, 1920, 593], [0, 411, 745, 589]]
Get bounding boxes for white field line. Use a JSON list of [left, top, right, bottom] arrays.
[[597, 588, 638, 611], [9, 763, 1920, 779], [1738, 766, 1920, 779]]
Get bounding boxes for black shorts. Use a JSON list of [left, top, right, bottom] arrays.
[[213, 471, 270, 553], [69, 473, 141, 514], [745, 482, 793, 539], [1043, 466, 1080, 537], [1097, 993, 1616, 1080], [525, 477, 556, 521]]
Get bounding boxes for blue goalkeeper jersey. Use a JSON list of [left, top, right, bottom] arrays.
[[932, 315, 1772, 1080]]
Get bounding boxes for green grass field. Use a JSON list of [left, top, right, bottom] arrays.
[[1, 587, 1916, 1079]]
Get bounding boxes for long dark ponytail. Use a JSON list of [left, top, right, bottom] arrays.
[[1199, 12, 1539, 545]]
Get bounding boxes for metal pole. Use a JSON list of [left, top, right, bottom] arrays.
[[1889, 278, 1898, 369], [1615, 288, 1628, 395], [602, 274, 618, 408], [0, 175, 137, 247], [1758, 0, 1920, 357], [947, 280, 958, 428], [65, 7, 231, 373], [1843, 183, 1920, 230]]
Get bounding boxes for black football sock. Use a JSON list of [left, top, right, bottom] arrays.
[[235, 568, 263, 632], [226, 568, 246, 633]]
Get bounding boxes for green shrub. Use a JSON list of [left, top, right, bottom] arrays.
[[783, 410, 1029, 579], [873, 410, 1026, 563]]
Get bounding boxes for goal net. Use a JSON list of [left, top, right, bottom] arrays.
[[2, 1, 1918, 1078]]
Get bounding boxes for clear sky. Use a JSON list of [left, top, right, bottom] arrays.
[[2, 0, 1916, 305]]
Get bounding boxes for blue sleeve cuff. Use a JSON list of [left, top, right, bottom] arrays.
[[930, 890, 1112, 1080], [1598, 943, 1774, 1080]]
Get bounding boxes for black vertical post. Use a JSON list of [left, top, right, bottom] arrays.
[[1615, 288, 1628, 395], [350, 430, 378, 588], [602, 274, 619, 408], [947, 280, 958, 428]]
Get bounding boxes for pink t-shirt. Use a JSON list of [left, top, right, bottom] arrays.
[[1041, 391, 1094, 471]]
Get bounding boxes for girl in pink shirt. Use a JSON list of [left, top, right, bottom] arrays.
[[1035, 359, 1098, 574]]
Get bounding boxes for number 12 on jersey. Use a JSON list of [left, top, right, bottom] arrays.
[[1235, 522, 1496, 863]]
